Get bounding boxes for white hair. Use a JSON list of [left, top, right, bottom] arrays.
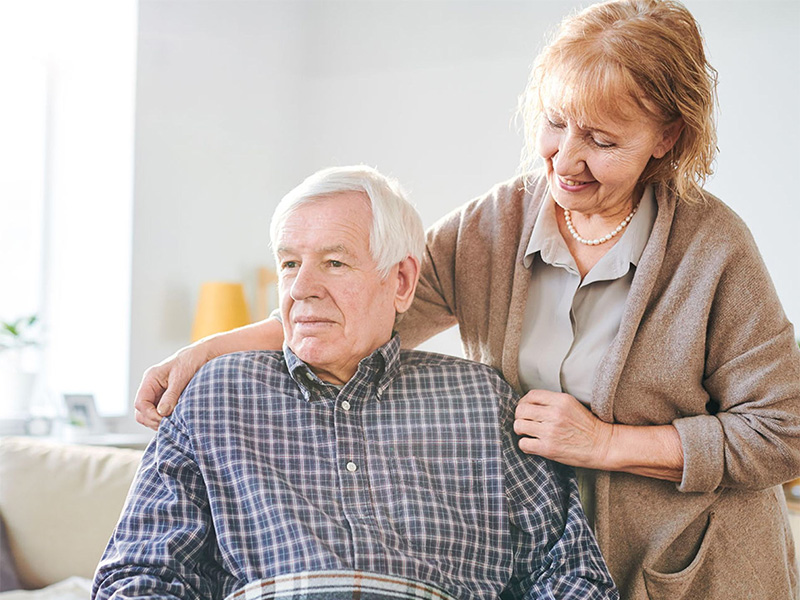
[[269, 165, 425, 277]]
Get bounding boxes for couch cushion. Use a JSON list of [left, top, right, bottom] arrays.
[[0, 437, 143, 589], [0, 513, 21, 591]]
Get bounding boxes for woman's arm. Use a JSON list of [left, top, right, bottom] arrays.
[[134, 193, 491, 429], [135, 241, 461, 431], [134, 318, 284, 429], [134, 246, 460, 431], [514, 390, 684, 482]]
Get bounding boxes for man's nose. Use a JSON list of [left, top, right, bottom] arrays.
[[290, 264, 324, 301]]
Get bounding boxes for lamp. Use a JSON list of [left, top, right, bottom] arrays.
[[191, 282, 251, 342]]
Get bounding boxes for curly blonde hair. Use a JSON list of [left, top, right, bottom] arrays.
[[519, 0, 718, 202]]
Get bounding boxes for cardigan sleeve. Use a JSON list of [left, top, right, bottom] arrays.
[[673, 226, 800, 493], [397, 175, 533, 353], [396, 210, 462, 349]]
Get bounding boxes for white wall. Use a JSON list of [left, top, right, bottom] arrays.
[[692, 0, 800, 333], [130, 0, 800, 409]]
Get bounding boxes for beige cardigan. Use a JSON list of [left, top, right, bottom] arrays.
[[398, 174, 800, 600]]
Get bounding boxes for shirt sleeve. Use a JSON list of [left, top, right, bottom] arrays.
[[92, 414, 234, 600], [673, 226, 800, 493], [496, 388, 618, 600]]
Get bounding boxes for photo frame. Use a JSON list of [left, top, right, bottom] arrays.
[[63, 394, 105, 433]]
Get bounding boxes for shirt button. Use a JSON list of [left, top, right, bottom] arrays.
[[341, 400, 351, 411], [346, 461, 358, 472]]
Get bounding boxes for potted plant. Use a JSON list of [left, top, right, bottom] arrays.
[[0, 315, 41, 419]]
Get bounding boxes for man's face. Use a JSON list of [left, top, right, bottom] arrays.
[[275, 192, 400, 385]]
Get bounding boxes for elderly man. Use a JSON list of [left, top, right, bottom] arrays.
[[93, 166, 616, 600]]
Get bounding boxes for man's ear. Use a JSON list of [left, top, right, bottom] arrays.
[[393, 255, 421, 314], [653, 118, 684, 159]]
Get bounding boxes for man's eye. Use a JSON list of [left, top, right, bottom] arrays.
[[329, 260, 344, 268], [281, 261, 298, 270]]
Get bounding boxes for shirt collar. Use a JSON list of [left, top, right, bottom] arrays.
[[523, 194, 571, 269], [283, 334, 402, 400], [523, 184, 656, 276]]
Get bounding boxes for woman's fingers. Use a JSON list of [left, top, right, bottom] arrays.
[[134, 365, 170, 429]]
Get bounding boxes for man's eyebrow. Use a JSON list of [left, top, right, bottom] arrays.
[[319, 244, 355, 257], [275, 244, 356, 258]]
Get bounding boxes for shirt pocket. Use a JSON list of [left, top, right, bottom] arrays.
[[387, 456, 488, 556]]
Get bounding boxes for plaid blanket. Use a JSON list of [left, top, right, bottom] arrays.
[[225, 571, 457, 600]]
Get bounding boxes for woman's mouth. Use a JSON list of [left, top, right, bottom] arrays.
[[557, 175, 595, 191]]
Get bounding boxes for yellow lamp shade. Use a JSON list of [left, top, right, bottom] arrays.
[[191, 282, 251, 342]]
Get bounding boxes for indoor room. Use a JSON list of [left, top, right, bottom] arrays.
[[1, 0, 798, 597]]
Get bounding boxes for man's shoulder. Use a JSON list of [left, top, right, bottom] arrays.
[[167, 350, 294, 433], [400, 348, 494, 370], [394, 350, 517, 431], [397, 350, 515, 395], [179, 350, 288, 408], [197, 350, 286, 380]]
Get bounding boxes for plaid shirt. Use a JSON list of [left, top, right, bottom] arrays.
[[94, 336, 616, 600]]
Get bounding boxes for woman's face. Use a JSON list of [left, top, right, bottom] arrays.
[[536, 97, 677, 217]]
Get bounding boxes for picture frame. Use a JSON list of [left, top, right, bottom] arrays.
[[63, 393, 105, 433]]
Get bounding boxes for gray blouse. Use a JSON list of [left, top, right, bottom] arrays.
[[518, 185, 656, 402], [517, 186, 656, 524]]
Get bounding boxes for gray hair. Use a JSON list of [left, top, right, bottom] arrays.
[[269, 165, 425, 277]]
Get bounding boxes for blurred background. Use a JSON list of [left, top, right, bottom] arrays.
[[1, 0, 798, 430]]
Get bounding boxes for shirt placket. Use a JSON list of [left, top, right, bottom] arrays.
[[548, 270, 580, 392], [333, 378, 386, 574]]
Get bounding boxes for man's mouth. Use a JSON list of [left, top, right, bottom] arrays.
[[294, 316, 335, 325]]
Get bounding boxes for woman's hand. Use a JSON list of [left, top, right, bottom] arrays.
[[514, 389, 613, 469], [134, 342, 215, 429], [133, 317, 287, 430], [515, 389, 685, 481]]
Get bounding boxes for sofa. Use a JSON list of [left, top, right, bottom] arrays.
[[0, 437, 144, 598], [4, 435, 800, 599]]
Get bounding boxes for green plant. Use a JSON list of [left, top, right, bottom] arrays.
[[0, 315, 41, 353]]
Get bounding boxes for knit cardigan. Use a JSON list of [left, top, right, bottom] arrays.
[[397, 174, 800, 600]]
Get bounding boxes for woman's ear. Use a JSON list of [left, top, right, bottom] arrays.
[[653, 118, 684, 159], [393, 255, 421, 314]]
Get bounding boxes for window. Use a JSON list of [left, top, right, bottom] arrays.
[[0, 0, 137, 416]]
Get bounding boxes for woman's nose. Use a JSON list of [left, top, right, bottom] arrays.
[[553, 133, 585, 175]]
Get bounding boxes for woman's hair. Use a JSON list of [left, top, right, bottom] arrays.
[[269, 165, 425, 277], [519, 0, 718, 201]]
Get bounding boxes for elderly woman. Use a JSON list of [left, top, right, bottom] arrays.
[[135, 1, 800, 598]]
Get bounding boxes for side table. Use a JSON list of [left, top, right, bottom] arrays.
[[56, 431, 155, 450]]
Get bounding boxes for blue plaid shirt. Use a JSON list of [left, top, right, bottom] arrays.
[[94, 336, 616, 600]]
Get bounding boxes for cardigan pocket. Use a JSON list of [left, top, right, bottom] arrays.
[[642, 511, 763, 600]]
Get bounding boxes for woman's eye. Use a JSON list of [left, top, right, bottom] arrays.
[[546, 117, 565, 129], [592, 137, 615, 149]]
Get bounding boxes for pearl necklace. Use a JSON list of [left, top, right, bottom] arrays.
[[563, 203, 638, 246]]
